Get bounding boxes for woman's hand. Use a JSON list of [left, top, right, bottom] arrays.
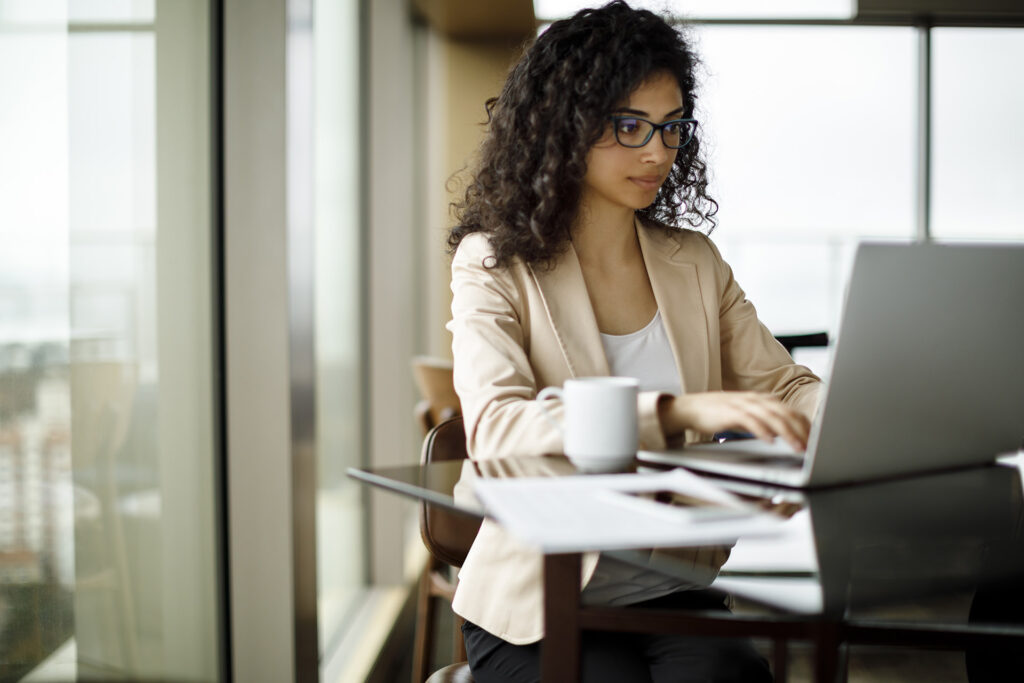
[[657, 391, 811, 452]]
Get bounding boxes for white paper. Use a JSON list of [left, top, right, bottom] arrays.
[[712, 575, 824, 614], [472, 468, 784, 553], [722, 509, 818, 573]]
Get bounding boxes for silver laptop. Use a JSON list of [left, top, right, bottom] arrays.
[[639, 242, 1024, 488]]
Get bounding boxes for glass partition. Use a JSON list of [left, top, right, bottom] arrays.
[[692, 25, 916, 349], [932, 28, 1024, 242], [313, 0, 367, 660], [0, 1, 220, 679], [0, 4, 73, 679]]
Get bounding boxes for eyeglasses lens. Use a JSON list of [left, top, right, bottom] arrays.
[[613, 118, 693, 149], [614, 118, 652, 147], [661, 122, 683, 148], [659, 121, 695, 149]]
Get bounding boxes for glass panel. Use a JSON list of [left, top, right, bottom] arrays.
[[932, 28, 1024, 241], [69, 0, 155, 24], [0, 5, 72, 681], [534, 0, 854, 21], [0, 1, 220, 680], [692, 26, 916, 340], [69, 34, 155, 236], [313, 0, 366, 659], [0, 0, 66, 24]]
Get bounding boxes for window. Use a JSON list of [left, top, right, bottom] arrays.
[[932, 28, 1024, 241], [693, 25, 916, 342], [313, 0, 367, 658], [0, 2, 220, 679]]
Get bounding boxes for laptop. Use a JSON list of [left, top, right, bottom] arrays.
[[638, 242, 1024, 488]]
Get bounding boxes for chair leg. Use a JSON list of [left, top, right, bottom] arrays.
[[772, 638, 788, 682], [412, 562, 437, 683]]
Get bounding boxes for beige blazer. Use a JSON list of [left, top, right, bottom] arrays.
[[446, 219, 821, 644]]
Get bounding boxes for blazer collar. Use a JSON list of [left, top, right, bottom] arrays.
[[528, 218, 710, 392], [528, 241, 610, 379], [636, 218, 710, 393]]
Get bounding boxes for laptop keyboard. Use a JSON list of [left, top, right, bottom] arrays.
[[685, 438, 805, 467]]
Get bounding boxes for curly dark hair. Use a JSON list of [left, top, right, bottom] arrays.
[[447, 0, 717, 269]]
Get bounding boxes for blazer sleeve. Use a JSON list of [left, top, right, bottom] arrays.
[[702, 234, 822, 420], [446, 234, 565, 460]]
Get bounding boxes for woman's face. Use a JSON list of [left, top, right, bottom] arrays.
[[580, 70, 683, 217]]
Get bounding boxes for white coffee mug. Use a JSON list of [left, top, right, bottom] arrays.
[[536, 377, 639, 473]]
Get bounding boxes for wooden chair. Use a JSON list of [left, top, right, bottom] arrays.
[[412, 356, 461, 435], [416, 416, 480, 682], [70, 362, 141, 671], [411, 357, 477, 681]]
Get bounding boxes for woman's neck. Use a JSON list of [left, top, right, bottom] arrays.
[[571, 199, 640, 268]]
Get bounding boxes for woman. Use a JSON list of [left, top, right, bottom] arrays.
[[446, 2, 821, 681]]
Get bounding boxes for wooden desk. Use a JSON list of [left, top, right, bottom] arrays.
[[350, 458, 1024, 682]]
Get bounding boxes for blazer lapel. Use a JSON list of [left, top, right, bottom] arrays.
[[528, 244, 611, 379], [636, 220, 710, 393]]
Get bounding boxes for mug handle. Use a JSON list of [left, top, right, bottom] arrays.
[[535, 386, 563, 433]]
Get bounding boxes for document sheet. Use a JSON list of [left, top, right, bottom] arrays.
[[472, 468, 784, 553]]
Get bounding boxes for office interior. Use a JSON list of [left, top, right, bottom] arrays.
[[0, 0, 1021, 681]]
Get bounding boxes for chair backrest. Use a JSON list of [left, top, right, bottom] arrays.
[[412, 356, 461, 434], [419, 416, 480, 568], [774, 331, 829, 355]]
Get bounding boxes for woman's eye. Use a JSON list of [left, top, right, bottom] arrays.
[[664, 122, 681, 134], [617, 119, 639, 134]]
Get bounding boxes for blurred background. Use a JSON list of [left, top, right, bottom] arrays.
[[0, 0, 1021, 681]]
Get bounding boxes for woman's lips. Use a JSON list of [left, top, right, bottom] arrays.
[[629, 176, 663, 191]]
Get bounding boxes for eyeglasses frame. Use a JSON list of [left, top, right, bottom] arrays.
[[607, 115, 698, 149]]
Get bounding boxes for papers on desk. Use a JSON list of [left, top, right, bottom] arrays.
[[472, 468, 784, 553], [713, 509, 825, 614]]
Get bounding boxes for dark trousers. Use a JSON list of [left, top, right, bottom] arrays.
[[462, 590, 773, 683]]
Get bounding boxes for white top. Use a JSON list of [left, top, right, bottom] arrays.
[[584, 311, 696, 605], [599, 310, 682, 396]]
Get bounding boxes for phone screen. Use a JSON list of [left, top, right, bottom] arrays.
[[611, 489, 749, 521]]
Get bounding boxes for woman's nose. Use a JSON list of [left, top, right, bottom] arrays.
[[640, 137, 670, 163]]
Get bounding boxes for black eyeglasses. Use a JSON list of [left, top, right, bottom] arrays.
[[608, 116, 697, 149]]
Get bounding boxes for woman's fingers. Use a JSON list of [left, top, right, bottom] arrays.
[[738, 395, 810, 450], [739, 395, 809, 451], [667, 392, 811, 451]]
